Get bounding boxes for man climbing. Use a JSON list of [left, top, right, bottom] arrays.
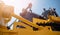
[[20, 3, 33, 21]]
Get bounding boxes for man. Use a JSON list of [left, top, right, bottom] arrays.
[[20, 3, 33, 21], [26, 3, 32, 13], [42, 8, 58, 19], [48, 8, 58, 17], [42, 8, 50, 19]]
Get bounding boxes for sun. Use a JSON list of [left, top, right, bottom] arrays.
[[1, 0, 35, 27]]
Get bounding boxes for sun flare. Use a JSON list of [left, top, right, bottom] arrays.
[[2, 0, 34, 15]]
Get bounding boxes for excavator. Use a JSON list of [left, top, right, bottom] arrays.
[[0, 3, 60, 35]]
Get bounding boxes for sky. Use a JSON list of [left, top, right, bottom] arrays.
[[1, 0, 60, 28], [33, 0, 60, 15]]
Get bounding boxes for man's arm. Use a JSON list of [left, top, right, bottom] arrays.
[[54, 11, 59, 17]]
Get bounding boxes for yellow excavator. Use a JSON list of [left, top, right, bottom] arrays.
[[0, 3, 60, 35]]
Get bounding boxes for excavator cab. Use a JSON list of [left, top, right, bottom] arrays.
[[20, 7, 60, 31]]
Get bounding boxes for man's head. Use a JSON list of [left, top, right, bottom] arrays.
[[43, 8, 46, 11], [53, 8, 56, 11], [28, 3, 32, 8]]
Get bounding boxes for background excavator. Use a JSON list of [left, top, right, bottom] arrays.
[[0, 2, 60, 35]]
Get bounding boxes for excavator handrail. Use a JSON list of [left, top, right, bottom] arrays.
[[11, 13, 42, 29]]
